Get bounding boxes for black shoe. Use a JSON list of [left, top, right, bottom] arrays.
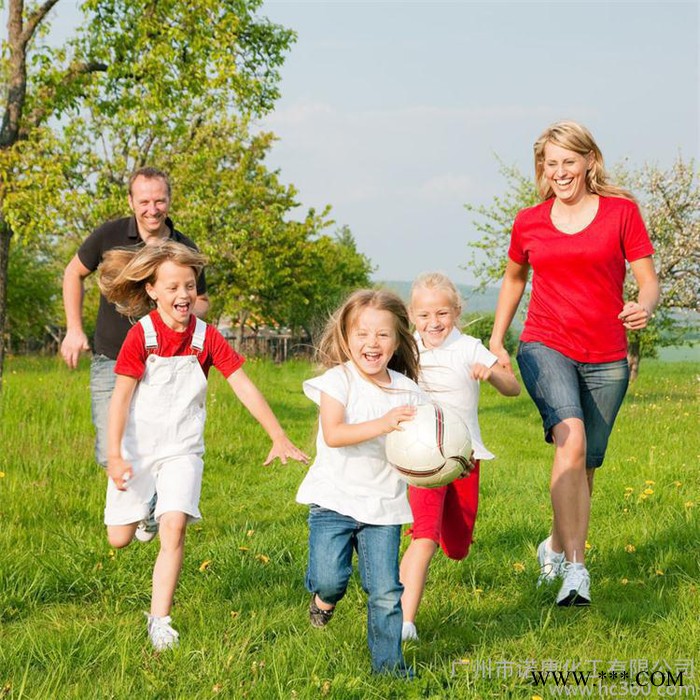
[[309, 595, 335, 628]]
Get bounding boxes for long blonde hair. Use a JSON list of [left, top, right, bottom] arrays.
[[533, 120, 636, 202], [317, 289, 420, 383], [98, 241, 206, 318]]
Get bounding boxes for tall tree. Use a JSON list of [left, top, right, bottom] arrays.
[[0, 0, 294, 386], [465, 158, 699, 378]]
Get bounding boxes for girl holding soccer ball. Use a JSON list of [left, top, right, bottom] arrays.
[[296, 289, 427, 677], [99, 241, 307, 651], [399, 272, 520, 642], [490, 120, 659, 606]]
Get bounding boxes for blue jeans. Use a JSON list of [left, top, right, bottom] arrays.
[[90, 355, 116, 467], [517, 342, 629, 468], [306, 506, 410, 676]]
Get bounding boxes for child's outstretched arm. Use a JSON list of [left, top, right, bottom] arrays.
[[106, 374, 138, 490], [227, 368, 309, 465], [320, 392, 416, 448], [471, 362, 521, 397]]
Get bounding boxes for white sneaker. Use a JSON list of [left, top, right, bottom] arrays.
[[537, 536, 565, 585], [134, 495, 158, 542], [146, 614, 179, 651], [556, 562, 591, 607], [402, 621, 419, 641]]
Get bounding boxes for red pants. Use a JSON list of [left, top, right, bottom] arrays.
[[406, 461, 480, 561]]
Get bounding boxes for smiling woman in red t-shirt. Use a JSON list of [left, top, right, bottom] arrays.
[[489, 121, 659, 608]]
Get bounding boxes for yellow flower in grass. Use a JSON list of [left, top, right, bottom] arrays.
[[639, 493, 648, 501], [585, 541, 591, 550], [645, 480, 655, 486], [621, 578, 629, 585], [0, 471, 5, 478], [533, 695, 544, 700], [625, 544, 636, 553], [255, 553, 270, 565], [199, 559, 212, 572], [513, 562, 525, 573], [674, 481, 682, 488], [655, 569, 664, 576], [685, 501, 695, 509], [643, 488, 654, 496]]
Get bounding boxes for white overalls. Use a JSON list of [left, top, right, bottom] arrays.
[[104, 315, 209, 526]]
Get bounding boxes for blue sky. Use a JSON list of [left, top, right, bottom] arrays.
[[41, 1, 699, 284], [258, 1, 698, 284]]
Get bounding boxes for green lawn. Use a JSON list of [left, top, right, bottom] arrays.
[[0, 356, 698, 699]]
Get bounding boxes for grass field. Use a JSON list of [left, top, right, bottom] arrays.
[[0, 356, 698, 699]]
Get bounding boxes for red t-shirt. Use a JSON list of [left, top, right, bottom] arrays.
[[115, 311, 245, 380], [508, 196, 654, 363]]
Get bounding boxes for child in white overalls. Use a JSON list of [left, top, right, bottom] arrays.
[[99, 241, 308, 651]]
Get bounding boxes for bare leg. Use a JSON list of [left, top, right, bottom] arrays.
[[399, 538, 438, 622], [151, 511, 188, 617], [107, 523, 138, 549], [549, 418, 589, 565]]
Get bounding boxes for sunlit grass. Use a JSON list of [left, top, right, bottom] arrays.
[[1, 357, 698, 698]]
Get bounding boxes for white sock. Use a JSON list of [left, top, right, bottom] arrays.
[[402, 621, 418, 641]]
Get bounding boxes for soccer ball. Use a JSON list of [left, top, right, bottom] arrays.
[[386, 403, 472, 488]]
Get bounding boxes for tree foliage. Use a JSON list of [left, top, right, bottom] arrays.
[[2, 0, 367, 383], [465, 157, 699, 376]]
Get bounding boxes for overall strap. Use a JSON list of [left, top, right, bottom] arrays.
[[191, 317, 207, 352], [139, 315, 158, 350]]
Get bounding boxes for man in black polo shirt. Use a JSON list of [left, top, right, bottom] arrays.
[[60, 167, 209, 471]]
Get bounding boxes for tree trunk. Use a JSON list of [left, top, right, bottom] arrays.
[[0, 216, 13, 390], [627, 337, 640, 383]]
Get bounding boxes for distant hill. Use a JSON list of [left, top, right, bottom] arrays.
[[377, 280, 500, 313]]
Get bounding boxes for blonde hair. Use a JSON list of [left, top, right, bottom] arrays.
[[317, 289, 420, 383], [410, 272, 462, 316], [98, 241, 206, 318], [533, 120, 636, 202]]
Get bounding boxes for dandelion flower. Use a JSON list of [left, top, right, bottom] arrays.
[[585, 541, 592, 550], [199, 559, 212, 572], [674, 481, 682, 488], [0, 471, 5, 478], [625, 544, 636, 553], [513, 562, 525, 573], [655, 569, 664, 576], [256, 554, 270, 565], [645, 480, 655, 486], [246, 529, 255, 537], [643, 488, 654, 496], [621, 578, 629, 585]]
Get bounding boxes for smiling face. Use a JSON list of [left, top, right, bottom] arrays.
[[542, 142, 593, 206], [410, 286, 460, 349], [128, 175, 171, 240], [146, 260, 198, 331], [347, 306, 399, 383]]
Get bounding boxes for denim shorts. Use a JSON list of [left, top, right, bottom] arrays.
[[516, 342, 629, 468]]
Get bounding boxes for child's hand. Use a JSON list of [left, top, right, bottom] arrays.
[[107, 456, 133, 491], [263, 435, 309, 466], [460, 450, 477, 478], [380, 405, 417, 434], [470, 362, 493, 382]]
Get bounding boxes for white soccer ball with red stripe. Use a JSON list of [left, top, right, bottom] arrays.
[[385, 403, 472, 488]]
